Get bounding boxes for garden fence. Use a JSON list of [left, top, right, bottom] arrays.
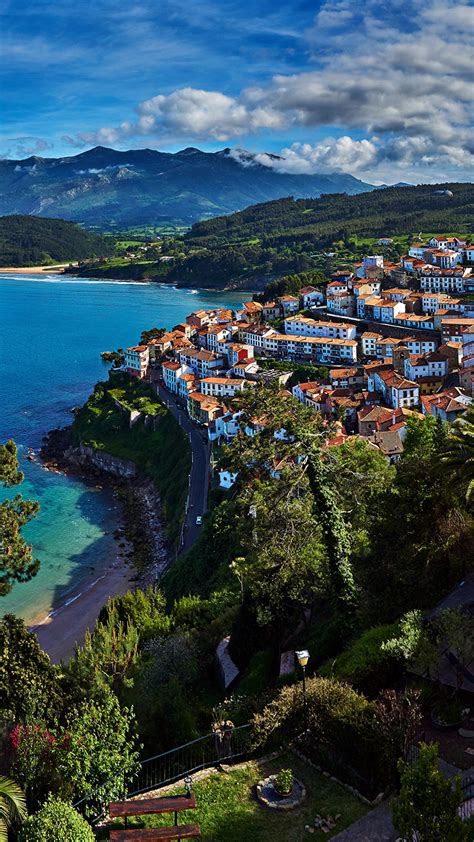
[[73, 723, 252, 825]]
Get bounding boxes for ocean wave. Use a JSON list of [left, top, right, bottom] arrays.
[[0, 274, 152, 286]]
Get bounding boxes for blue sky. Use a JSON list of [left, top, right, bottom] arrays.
[[1, 0, 473, 183]]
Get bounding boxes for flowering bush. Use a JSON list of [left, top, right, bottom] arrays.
[[10, 724, 57, 805]]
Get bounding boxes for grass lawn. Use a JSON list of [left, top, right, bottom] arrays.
[[102, 754, 368, 841]]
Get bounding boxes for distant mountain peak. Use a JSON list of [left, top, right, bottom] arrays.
[[176, 147, 202, 155], [0, 144, 376, 227]]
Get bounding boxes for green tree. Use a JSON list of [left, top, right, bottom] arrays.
[[52, 695, 140, 805], [392, 742, 467, 841], [67, 609, 139, 697], [441, 407, 474, 506], [403, 414, 447, 461], [0, 615, 63, 724], [18, 795, 94, 842], [306, 446, 357, 625], [0, 776, 27, 842], [0, 441, 40, 596], [139, 326, 166, 345]]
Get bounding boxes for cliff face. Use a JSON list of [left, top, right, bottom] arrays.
[[64, 443, 137, 479]]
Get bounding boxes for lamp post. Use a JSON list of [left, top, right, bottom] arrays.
[[296, 649, 310, 731]]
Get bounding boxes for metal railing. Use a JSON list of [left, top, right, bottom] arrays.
[[73, 723, 252, 825]]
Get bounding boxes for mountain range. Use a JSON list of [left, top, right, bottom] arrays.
[[0, 146, 374, 228]]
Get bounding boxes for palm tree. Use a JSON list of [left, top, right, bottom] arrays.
[[441, 408, 474, 506], [0, 776, 27, 841]]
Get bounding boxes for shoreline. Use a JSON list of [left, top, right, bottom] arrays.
[[0, 264, 75, 274], [31, 427, 171, 663], [0, 266, 258, 292], [30, 549, 135, 664]]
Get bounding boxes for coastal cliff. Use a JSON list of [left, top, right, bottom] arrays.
[[64, 442, 137, 479], [41, 375, 191, 578]]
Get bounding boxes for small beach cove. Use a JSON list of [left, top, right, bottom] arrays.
[[0, 272, 249, 659]]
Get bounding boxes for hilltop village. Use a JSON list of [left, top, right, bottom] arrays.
[[122, 234, 474, 474]]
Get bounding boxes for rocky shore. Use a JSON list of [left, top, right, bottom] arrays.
[[40, 426, 171, 584]]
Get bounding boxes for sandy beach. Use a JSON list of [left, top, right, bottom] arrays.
[[30, 555, 135, 663], [0, 263, 76, 274]]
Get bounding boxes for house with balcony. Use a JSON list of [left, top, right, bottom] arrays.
[[327, 291, 356, 317], [284, 316, 356, 341], [237, 325, 276, 351], [279, 295, 300, 315], [299, 285, 325, 309], [367, 366, 419, 409], [125, 345, 149, 379], [419, 267, 468, 294], [177, 348, 225, 378], [198, 377, 255, 399]]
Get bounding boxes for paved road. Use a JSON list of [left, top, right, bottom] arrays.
[[155, 383, 210, 555]]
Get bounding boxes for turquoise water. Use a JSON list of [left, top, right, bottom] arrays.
[[0, 274, 248, 622]]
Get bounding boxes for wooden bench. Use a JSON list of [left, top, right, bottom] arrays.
[[109, 793, 200, 840], [110, 825, 200, 841]]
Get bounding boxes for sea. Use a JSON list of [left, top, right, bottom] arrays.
[[0, 273, 248, 623]]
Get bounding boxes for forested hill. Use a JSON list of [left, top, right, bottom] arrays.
[[156, 182, 473, 288], [0, 215, 114, 266], [187, 182, 474, 246]]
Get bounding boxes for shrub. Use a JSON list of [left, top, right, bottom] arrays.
[[392, 743, 468, 842], [9, 724, 56, 807], [319, 622, 402, 695], [18, 795, 94, 842], [252, 676, 388, 797]]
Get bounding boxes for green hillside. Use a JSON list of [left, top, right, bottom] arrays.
[[187, 182, 474, 245], [0, 214, 115, 266], [159, 182, 473, 288]]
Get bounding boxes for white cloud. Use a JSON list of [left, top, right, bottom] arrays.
[[64, 0, 474, 180], [253, 138, 377, 174]]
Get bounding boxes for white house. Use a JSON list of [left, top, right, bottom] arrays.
[[419, 268, 468, 294], [178, 348, 224, 378], [162, 360, 183, 393], [125, 345, 149, 379], [404, 353, 448, 382], [199, 377, 254, 398], [284, 316, 356, 341], [299, 285, 325, 309], [368, 367, 420, 409], [279, 295, 300, 315]]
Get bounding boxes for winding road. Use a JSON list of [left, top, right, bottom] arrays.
[[155, 383, 210, 555]]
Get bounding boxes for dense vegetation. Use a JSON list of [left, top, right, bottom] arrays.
[[71, 375, 191, 547], [73, 182, 474, 288], [1, 366, 474, 836], [0, 215, 114, 266]]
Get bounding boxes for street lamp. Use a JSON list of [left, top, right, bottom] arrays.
[[296, 649, 310, 730]]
